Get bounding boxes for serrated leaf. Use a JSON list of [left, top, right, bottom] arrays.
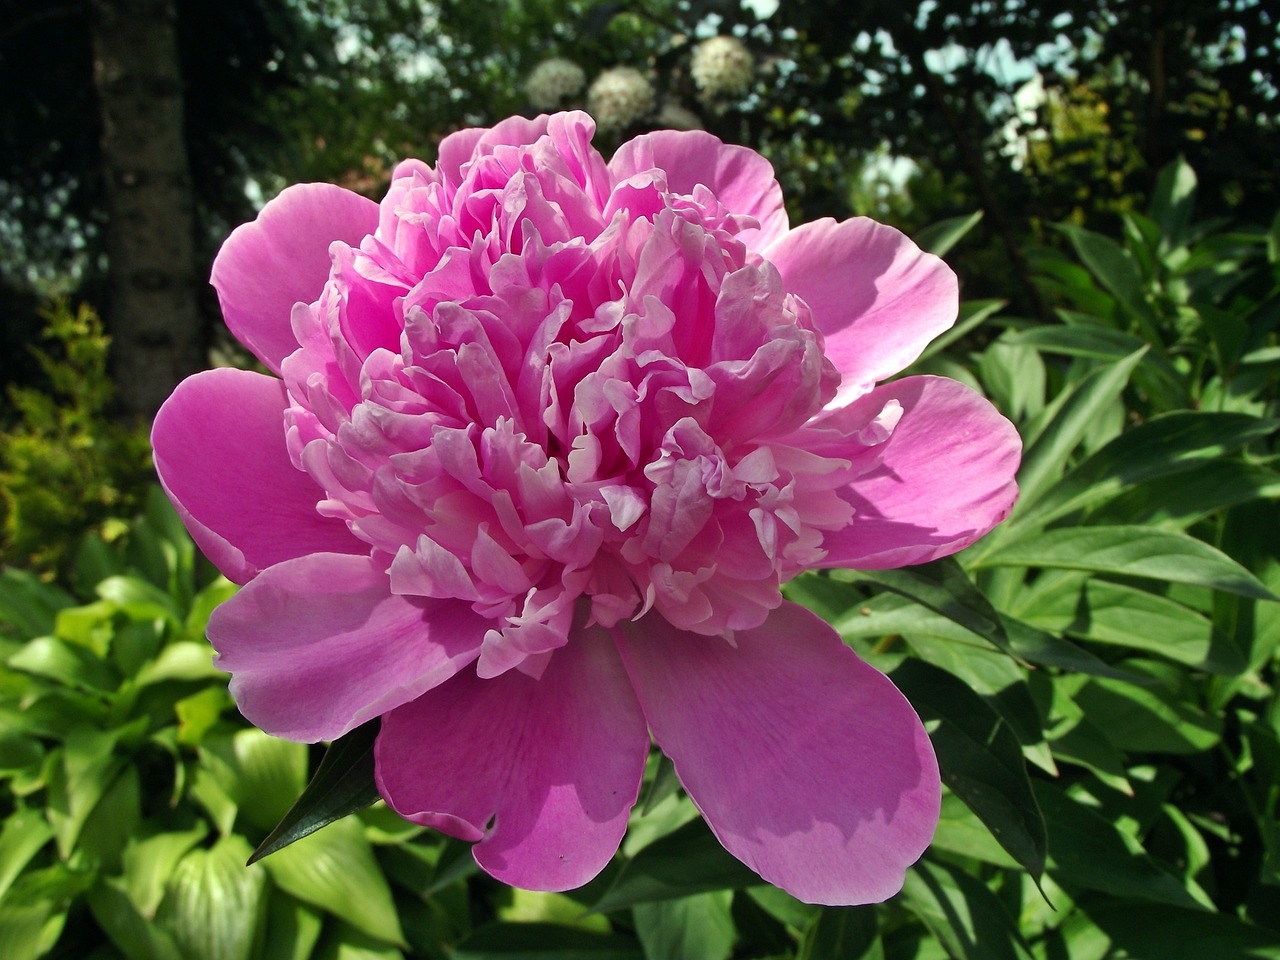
[[592, 818, 759, 914], [890, 660, 1045, 882], [975, 526, 1276, 600], [259, 815, 404, 946], [250, 719, 381, 864]]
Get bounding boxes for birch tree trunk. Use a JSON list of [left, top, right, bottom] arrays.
[[92, 0, 203, 420]]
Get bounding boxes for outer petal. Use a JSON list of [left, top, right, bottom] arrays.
[[766, 218, 957, 405], [375, 627, 648, 891], [151, 368, 364, 584], [613, 603, 939, 905], [812, 376, 1021, 569], [608, 129, 788, 247], [211, 182, 379, 372], [209, 553, 485, 742]]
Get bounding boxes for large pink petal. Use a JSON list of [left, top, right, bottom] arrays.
[[211, 183, 378, 372], [812, 376, 1021, 569], [608, 130, 788, 248], [766, 218, 957, 404], [151, 368, 365, 584], [614, 603, 939, 905], [209, 553, 485, 742], [375, 628, 648, 891]]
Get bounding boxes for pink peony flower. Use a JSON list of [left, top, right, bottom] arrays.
[[152, 112, 1020, 905]]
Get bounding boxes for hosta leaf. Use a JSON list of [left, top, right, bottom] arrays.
[[890, 660, 1046, 882], [974, 526, 1276, 600], [259, 815, 404, 946], [157, 835, 267, 960]]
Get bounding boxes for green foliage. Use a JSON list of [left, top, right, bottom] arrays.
[[0, 302, 153, 577], [6, 167, 1280, 958]]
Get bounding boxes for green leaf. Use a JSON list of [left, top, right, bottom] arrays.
[[157, 835, 268, 960], [797, 906, 883, 960], [7, 635, 118, 692], [592, 818, 759, 914], [96, 575, 180, 624], [134, 642, 221, 686], [1019, 411, 1278, 526], [1090, 459, 1280, 528], [1070, 671, 1222, 754], [0, 568, 74, 639], [1149, 156, 1198, 247], [451, 923, 643, 960], [840, 558, 1016, 661], [89, 878, 186, 960], [119, 824, 210, 916], [258, 892, 324, 960], [0, 901, 65, 960], [1018, 578, 1245, 673], [633, 891, 735, 960], [1055, 223, 1148, 319], [914, 210, 983, 257], [46, 728, 122, 857], [890, 660, 1046, 882], [0, 809, 54, 901], [1081, 900, 1280, 957], [250, 719, 381, 864], [259, 815, 405, 946], [1035, 781, 1208, 908], [1002, 348, 1146, 520], [916, 299, 1005, 362], [975, 525, 1276, 600], [900, 858, 1034, 960]]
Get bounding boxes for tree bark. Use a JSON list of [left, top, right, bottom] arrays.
[[91, 0, 203, 421]]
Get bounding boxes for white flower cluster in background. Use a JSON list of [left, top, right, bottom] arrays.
[[587, 67, 655, 130], [690, 35, 754, 99], [525, 58, 588, 110]]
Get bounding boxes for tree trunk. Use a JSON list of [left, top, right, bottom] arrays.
[[91, 0, 203, 421]]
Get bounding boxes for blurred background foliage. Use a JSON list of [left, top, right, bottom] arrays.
[[3, 0, 1280, 957]]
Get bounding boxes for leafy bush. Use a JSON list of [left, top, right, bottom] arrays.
[[3, 167, 1280, 958], [0, 302, 153, 577]]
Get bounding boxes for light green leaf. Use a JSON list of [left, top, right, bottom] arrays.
[[119, 824, 209, 916], [0, 901, 64, 960], [134, 642, 221, 686], [1071, 671, 1222, 754], [1149, 156, 1198, 247], [1018, 578, 1245, 673], [0, 810, 53, 901], [157, 835, 267, 960], [633, 891, 735, 960], [258, 892, 324, 960], [975, 526, 1276, 600], [89, 878, 186, 960], [914, 210, 983, 257], [46, 728, 121, 858], [260, 815, 404, 946], [7, 636, 118, 692], [1002, 349, 1146, 521]]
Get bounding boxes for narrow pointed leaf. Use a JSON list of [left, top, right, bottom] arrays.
[[248, 718, 381, 865]]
